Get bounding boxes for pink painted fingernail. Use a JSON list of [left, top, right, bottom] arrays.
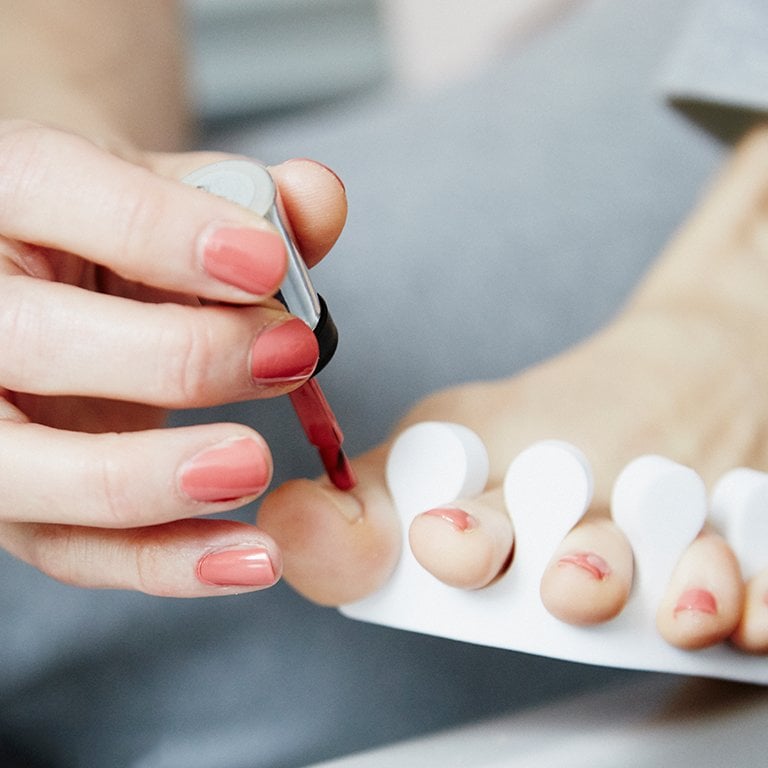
[[250, 318, 318, 384], [557, 552, 611, 580], [674, 588, 717, 616], [197, 545, 277, 587], [180, 438, 271, 503], [202, 225, 286, 295], [422, 507, 477, 531]]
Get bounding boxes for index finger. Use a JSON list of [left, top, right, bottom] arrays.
[[0, 122, 286, 303]]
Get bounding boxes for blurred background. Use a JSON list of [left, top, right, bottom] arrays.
[[185, 0, 577, 126], [4, 3, 766, 767]]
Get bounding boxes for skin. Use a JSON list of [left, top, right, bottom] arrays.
[[0, 1, 348, 596], [4, 2, 767, 657], [259, 123, 768, 654]]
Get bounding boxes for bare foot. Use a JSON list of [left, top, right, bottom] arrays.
[[259, 126, 768, 653]]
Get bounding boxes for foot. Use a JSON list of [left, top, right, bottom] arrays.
[[259, 126, 768, 654]]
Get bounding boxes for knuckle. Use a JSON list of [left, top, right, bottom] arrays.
[[155, 309, 217, 406], [129, 529, 167, 595], [0, 281, 45, 386], [110, 171, 168, 272], [92, 441, 139, 528], [24, 524, 84, 586], [20, 524, 162, 593], [0, 121, 65, 227]]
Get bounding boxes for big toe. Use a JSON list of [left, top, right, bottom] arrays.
[[258, 449, 401, 605]]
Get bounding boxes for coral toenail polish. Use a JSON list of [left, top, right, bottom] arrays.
[[197, 546, 277, 587], [422, 507, 477, 531], [674, 588, 717, 616], [557, 552, 611, 580]]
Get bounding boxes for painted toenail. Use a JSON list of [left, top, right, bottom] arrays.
[[422, 507, 478, 531], [674, 588, 717, 616], [557, 552, 611, 580]]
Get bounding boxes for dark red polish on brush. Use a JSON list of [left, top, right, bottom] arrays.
[[289, 379, 357, 490]]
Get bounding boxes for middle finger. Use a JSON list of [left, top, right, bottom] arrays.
[[0, 277, 319, 407]]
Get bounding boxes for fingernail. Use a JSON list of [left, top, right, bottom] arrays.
[[250, 318, 318, 384], [674, 588, 717, 616], [201, 224, 286, 295], [557, 552, 612, 580], [287, 158, 346, 194], [180, 438, 271, 503], [197, 545, 277, 587], [422, 507, 477, 531]]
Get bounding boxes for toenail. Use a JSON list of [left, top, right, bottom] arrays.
[[319, 485, 363, 524], [556, 552, 611, 580], [422, 507, 478, 532], [674, 588, 717, 616]]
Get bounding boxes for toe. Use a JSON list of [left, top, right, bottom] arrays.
[[408, 488, 513, 589], [257, 447, 401, 605], [540, 514, 633, 625], [657, 530, 744, 650], [731, 567, 768, 653]]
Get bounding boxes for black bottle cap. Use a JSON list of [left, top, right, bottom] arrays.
[[313, 294, 338, 375]]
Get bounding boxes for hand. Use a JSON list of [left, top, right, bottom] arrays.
[[0, 120, 347, 596]]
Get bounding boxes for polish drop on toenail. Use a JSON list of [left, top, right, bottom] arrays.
[[557, 552, 611, 580], [422, 507, 477, 532], [674, 588, 717, 617]]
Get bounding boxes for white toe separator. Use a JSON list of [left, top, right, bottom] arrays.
[[340, 422, 768, 685], [611, 455, 707, 609], [710, 467, 768, 581]]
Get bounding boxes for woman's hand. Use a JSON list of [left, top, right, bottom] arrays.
[[0, 120, 347, 596]]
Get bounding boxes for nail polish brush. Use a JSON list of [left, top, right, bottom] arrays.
[[183, 160, 357, 490]]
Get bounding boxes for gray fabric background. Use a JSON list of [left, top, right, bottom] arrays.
[[1, 1, 764, 766]]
